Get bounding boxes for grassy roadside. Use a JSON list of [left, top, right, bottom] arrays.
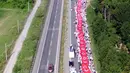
[[59, 0, 67, 73], [13, 0, 48, 73], [86, 0, 100, 73], [0, 9, 29, 73]]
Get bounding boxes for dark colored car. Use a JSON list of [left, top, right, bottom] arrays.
[[69, 61, 74, 67], [48, 64, 54, 73]]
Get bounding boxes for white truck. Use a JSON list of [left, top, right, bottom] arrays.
[[69, 45, 75, 59]]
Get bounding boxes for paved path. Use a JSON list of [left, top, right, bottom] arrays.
[[32, 0, 64, 73], [3, 0, 41, 73]]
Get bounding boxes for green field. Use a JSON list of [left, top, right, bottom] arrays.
[[0, 9, 28, 73], [13, 0, 48, 73]]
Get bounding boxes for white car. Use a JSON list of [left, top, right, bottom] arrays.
[[70, 67, 77, 73], [69, 45, 75, 58]]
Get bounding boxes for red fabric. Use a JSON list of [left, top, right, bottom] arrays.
[[82, 64, 91, 73], [76, 0, 91, 73]]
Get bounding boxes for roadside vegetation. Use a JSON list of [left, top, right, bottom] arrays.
[[59, 0, 67, 73], [13, 0, 48, 73], [0, 0, 33, 9], [87, 0, 130, 73], [0, 1, 33, 72]]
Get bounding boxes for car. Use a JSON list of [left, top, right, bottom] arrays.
[[69, 61, 74, 67], [69, 45, 75, 58], [48, 64, 54, 73], [70, 67, 77, 73]]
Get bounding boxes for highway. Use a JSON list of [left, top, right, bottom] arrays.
[[32, 0, 63, 73]]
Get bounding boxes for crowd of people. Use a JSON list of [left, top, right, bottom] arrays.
[[73, 0, 97, 73]]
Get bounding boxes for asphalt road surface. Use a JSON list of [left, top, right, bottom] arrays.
[[38, 0, 62, 73], [71, 0, 79, 72], [32, 0, 63, 73]]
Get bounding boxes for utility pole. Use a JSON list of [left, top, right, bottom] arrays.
[[28, 1, 30, 12], [5, 43, 7, 61], [17, 20, 20, 33], [104, 7, 107, 20]]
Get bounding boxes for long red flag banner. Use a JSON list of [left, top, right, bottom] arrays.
[[76, 0, 91, 73]]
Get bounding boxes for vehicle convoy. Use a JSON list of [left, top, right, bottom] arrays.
[[69, 45, 75, 67], [48, 64, 54, 73], [69, 45, 77, 73]]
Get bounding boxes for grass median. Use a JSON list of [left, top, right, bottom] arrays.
[[13, 0, 48, 73], [59, 0, 68, 73]]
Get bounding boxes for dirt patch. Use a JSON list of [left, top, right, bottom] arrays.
[[86, 0, 91, 8]]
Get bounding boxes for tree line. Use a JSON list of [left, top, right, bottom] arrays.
[[87, 0, 130, 73]]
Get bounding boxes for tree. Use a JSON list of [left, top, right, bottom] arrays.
[[121, 22, 130, 43], [126, 43, 130, 51]]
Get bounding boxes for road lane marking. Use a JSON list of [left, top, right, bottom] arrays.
[[53, 0, 59, 24], [51, 30, 54, 38], [54, 15, 57, 19], [48, 28, 59, 30], [56, 7, 58, 14], [49, 50, 51, 56], [56, 10, 58, 16], [54, 28, 59, 30], [47, 60, 49, 68], [50, 41, 52, 47], [54, 20, 56, 25]]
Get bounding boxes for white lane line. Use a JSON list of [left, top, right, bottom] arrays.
[[54, 13, 56, 25], [50, 40, 52, 45], [54, 15, 57, 19], [54, 20, 56, 25], [49, 50, 51, 56], [54, 0, 59, 23], [54, 28, 59, 30], [48, 42, 52, 56], [48, 28, 59, 30], [51, 30, 54, 38], [47, 60, 49, 69], [48, 47, 51, 56], [56, 10, 58, 15], [56, 6, 58, 14]]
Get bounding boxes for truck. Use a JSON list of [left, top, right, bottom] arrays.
[[69, 45, 75, 59]]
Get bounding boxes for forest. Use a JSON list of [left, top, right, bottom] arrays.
[[0, 0, 34, 9], [87, 0, 130, 73]]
